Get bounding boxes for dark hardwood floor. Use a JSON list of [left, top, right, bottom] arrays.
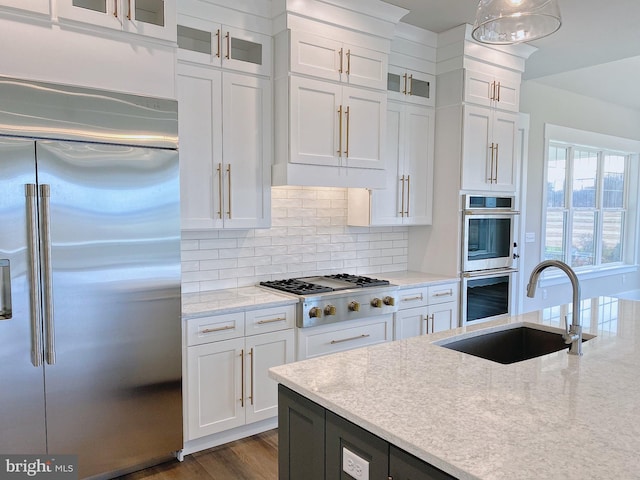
[[117, 430, 278, 480]]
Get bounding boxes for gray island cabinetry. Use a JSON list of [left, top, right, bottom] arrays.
[[279, 385, 454, 480]]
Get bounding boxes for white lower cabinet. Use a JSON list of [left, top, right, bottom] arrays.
[[394, 283, 459, 340], [186, 305, 295, 441]]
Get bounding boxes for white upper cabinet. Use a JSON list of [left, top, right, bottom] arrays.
[[177, 16, 272, 77], [0, 0, 49, 15], [387, 64, 435, 106], [461, 104, 518, 192], [464, 68, 519, 112], [290, 30, 387, 90], [57, 0, 176, 42]]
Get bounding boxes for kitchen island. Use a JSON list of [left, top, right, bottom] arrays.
[[269, 296, 640, 480]]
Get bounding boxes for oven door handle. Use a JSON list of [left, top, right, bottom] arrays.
[[463, 268, 518, 278], [464, 209, 520, 216]]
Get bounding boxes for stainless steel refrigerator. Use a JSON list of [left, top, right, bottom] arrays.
[[0, 77, 182, 478]]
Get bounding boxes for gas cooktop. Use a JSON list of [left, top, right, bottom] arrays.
[[260, 274, 390, 296]]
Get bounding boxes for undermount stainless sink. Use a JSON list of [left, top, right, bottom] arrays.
[[436, 324, 594, 364]]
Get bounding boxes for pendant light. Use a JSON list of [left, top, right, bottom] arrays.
[[472, 0, 562, 45]]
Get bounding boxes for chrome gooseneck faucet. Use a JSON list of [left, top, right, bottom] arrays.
[[527, 260, 583, 356]]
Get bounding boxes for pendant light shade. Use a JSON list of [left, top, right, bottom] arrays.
[[472, 0, 562, 45]]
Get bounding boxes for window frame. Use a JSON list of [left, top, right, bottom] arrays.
[[542, 124, 640, 277]]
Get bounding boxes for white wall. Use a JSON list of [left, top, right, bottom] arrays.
[[519, 80, 640, 311], [181, 186, 409, 293]]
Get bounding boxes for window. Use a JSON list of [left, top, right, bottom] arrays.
[[543, 125, 639, 271]]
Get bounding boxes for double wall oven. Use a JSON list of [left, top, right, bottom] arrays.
[[461, 195, 519, 325]]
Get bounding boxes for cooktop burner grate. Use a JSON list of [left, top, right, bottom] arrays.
[[260, 274, 390, 296], [259, 278, 333, 295], [324, 273, 390, 287]]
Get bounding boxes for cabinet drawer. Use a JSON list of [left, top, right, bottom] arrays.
[[245, 304, 295, 336], [427, 283, 459, 305], [397, 287, 429, 309], [186, 312, 245, 346], [298, 315, 392, 359]]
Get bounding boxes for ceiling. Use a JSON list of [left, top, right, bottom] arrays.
[[383, 0, 640, 110]]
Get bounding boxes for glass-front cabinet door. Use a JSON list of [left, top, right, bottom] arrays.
[[177, 16, 271, 76], [387, 65, 435, 107], [57, 0, 174, 41]]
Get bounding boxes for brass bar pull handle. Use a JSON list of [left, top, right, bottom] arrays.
[[337, 105, 343, 156], [490, 81, 496, 101], [429, 313, 435, 334], [338, 48, 343, 74], [402, 73, 407, 95], [127, 0, 131, 20], [497, 82, 501, 102], [114, 0, 118, 17], [346, 49, 351, 75], [215, 29, 221, 58], [402, 295, 423, 302], [406, 174, 410, 216], [433, 290, 453, 297], [344, 106, 350, 157], [488, 143, 495, 183], [239, 349, 245, 407], [39, 185, 55, 366], [25, 184, 43, 367], [408, 74, 413, 95], [330, 334, 370, 345], [249, 348, 254, 405], [494, 143, 499, 183], [226, 164, 232, 219], [216, 163, 223, 219], [225, 32, 230, 60], [201, 324, 235, 334], [257, 317, 286, 325], [399, 175, 405, 217]]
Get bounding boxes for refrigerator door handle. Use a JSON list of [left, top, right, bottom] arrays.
[[39, 184, 55, 365], [25, 184, 43, 367]]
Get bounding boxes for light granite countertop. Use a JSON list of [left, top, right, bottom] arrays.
[[182, 286, 298, 319], [269, 296, 640, 480]]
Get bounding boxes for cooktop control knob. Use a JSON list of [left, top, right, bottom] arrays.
[[348, 301, 360, 312], [383, 296, 395, 306], [309, 307, 322, 318], [324, 305, 337, 316], [371, 298, 382, 308]]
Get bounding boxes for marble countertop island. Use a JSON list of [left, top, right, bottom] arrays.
[[269, 296, 640, 480]]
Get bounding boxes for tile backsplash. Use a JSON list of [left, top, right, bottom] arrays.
[[181, 186, 409, 293]]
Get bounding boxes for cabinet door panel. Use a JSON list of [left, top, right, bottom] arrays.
[[343, 87, 386, 169], [344, 45, 387, 90], [222, 72, 271, 228], [290, 76, 341, 167], [223, 25, 272, 76], [177, 64, 223, 229], [429, 302, 458, 334], [394, 308, 427, 340], [123, 0, 175, 42], [187, 338, 244, 439], [461, 105, 492, 191], [245, 330, 294, 424], [290, 30, 341, 82], [57, 0, 121, 29], [464, 69, 493, 107], [491, 111, 518, 192], [389, 445, 456, 480], [404, 105, 434, 224]]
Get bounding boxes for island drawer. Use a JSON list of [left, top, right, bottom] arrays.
[[397, 287, 429, 309], [245, 304, 295, 336], [427, 282, 459, 305]]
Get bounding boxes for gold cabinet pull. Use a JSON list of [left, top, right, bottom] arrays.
[[226, 164, 232, 218], [402, 73, 408, 95], [201, 324, 235, 334], [399, 175, 405, 217], [488, 143, 495, 183], [338, 48, 343, 74], [216, 163, 223, 219], [346, 49, 351, 75], [330, 334, 370, 345], [406, 174, 410, 216], [248, 348, 254, 405], [344, 106, 350, 157], [401, 294, 423, 302], [215, 29, 221, 58], [257, 317, 286, 325], [239, 348, 245, 407], [496, 81, 501, 102], [127, 0, 131, 19], [490, 81, 496, 101], [407, 74, 413, 95], [337, 105, 343, 156], [225, 31, 230, 60], [113, 0, 117, 17], [433, 290, 453, 297], [494, 143, 499, 183]]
